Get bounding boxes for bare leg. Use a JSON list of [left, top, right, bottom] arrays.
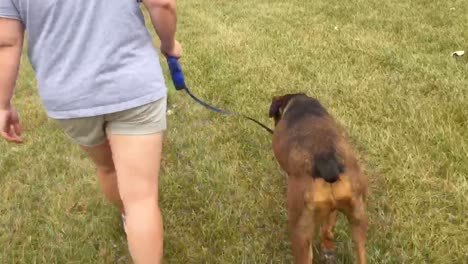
[[81, 141, 123, 213], [108, 132, 164, 264]]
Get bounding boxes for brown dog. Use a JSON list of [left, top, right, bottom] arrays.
[[269, 93, 368, 264]]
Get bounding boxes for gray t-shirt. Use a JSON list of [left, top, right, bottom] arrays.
[[0, 0, 167, 119]]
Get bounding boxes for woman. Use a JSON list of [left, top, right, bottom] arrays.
[[0, 0, 181, 263]]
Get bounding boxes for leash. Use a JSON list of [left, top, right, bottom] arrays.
[[166, 56, 274, 134]]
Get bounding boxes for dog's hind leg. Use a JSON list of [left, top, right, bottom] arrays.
[[345, 196, 367, 264], [291, 208, 316, 264], [287, 178, 315, 264], [320, 210, 338, 263]]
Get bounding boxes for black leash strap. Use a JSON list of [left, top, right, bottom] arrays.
[[167, 57, 274, 135]]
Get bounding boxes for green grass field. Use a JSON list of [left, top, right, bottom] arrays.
[[1, 0, 467, 263]]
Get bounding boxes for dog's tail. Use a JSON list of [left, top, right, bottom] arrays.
[[313, 152, 344, 183]]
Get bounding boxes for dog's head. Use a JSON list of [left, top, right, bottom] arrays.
[[269, 93, 306, 125]]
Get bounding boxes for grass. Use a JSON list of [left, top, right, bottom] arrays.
[[1, 0, 467, 263]]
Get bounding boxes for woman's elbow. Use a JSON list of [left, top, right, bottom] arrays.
[[143, 0, 176, 9], [0, 36, 21, 48]]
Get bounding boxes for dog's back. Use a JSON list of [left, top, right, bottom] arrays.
[[271, 94, 360, 185]]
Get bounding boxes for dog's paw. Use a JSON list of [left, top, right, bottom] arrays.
[[322, 250, 336, 264]]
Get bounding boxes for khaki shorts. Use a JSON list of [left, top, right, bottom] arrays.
[[54, 97, 167, 147]]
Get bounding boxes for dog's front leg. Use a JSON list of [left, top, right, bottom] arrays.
[[321, 210, 338, 263], [346, 196, 368, 264], [287, 178, 314, 264]]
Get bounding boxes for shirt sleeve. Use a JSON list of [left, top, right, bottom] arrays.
[[0, 0, 21, 20]]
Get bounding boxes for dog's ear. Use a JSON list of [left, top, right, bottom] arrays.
[[269, 96, 283, 119], [269, 95, 295, 122]]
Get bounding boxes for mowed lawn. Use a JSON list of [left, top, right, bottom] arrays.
[[1, 0, 467, 263]]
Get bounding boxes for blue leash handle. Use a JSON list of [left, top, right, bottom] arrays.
[[166, 56, 273, 134], [167, 56, 187, 90]]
